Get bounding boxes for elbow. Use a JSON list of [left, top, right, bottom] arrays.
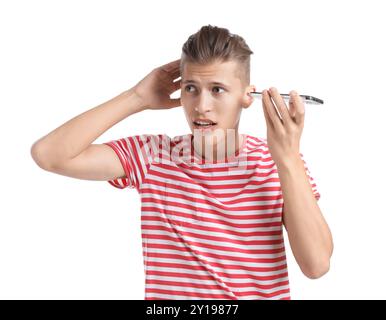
[[302, 258, 330, 280], [30, 142, 53, 170]]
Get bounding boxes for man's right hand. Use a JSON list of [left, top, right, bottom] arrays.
[[31, 58, 183, 181], [133, 58, 182, 110]]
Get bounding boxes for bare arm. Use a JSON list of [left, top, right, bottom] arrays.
[[260, 87, 333, 279], [30, 59, 182, 180], [31, 88, 144, 163], [279, 156, 333, 279], [30, 88, 144, 173]]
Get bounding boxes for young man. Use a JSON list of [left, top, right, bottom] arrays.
[[31, 25, 333, 300]]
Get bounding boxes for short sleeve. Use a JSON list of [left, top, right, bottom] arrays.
[[103, 134, 165, 191], [299, 152, 321, 201]]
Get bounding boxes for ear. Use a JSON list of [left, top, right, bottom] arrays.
[[241, 84, 256, 109]]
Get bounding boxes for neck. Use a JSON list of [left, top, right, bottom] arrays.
[[192, 130, 243, 163]]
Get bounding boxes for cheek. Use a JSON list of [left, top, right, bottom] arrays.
[[182, 105, 195, 125], [181, 95, 192, 108], [223, 106, 242, 118], [182, 106, 189, 119], [219, 108, 242, 126]]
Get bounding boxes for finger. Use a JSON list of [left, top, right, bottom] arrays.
[[173, 79, 182, 92], [268, 87, 291, 125], [262, 89, 283, 130], [164, 69, 180, 80], [162, 69, 180, 83], [290, 90, 305, 124], [289, 95, 296, 118], [261, 90, 274, 129], [162, 59, 181, 72], [170, 68, 181, 78], [168, 97, 181, 108], [164, 67, 181, 80]]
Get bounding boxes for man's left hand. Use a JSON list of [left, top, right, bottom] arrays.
[[261, 87, 305, 166]]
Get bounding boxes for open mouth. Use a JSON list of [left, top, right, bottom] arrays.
[[193, 120, 218, 129]]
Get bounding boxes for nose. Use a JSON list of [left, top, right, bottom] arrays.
[[194, 92, 213, 113]]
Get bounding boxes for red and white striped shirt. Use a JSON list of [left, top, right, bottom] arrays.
[[103, 133, 320, 300]]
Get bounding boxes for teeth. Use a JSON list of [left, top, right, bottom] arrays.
[[195, 120, 214, 125]]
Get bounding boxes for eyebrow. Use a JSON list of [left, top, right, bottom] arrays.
[[182, 80, 230, 87]]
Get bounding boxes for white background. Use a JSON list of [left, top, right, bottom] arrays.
[[1, 0, 385, 299]]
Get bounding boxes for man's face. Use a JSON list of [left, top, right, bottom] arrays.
[[180, 59, 255, 141]]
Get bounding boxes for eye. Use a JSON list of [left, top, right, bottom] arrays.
[[184, 85, 195, 92], [184, 85, 225, 94], [213, 86, 225, 94]]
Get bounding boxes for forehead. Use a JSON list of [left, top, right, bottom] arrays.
[[181, 60, 241, 87]]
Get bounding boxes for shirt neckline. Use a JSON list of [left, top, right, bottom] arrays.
[[185, 133, 249, 166]]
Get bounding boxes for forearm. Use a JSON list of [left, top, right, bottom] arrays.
[[31, 87, 145, 164], [276, 156, 333, 278]]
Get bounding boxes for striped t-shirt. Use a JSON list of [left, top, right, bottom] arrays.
[[103, 133, 320, 300]]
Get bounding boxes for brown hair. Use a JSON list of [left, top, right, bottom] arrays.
[[180, 25, 254, 87]]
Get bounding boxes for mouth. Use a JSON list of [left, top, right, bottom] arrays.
[[192, 120, 218, 130]]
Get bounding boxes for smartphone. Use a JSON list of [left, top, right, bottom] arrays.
[[249, 91, 324, 105]]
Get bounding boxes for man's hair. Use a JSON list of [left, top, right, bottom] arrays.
[[180, 24, 254, 87]]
